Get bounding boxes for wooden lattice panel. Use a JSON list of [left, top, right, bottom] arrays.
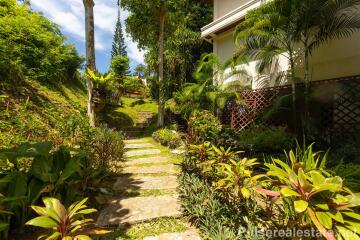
[[229, 76, 360, 140], [333, 80, 360, 137], [231, 88, 282, 130]]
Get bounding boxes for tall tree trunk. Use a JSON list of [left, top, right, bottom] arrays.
[[289, 54, 297, 134], [83, 0, 96, 127], [303, 42, 310, 135], [157, 6, 166, 128]]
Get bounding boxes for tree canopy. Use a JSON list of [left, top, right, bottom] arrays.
[[0, 0, 83, 84]]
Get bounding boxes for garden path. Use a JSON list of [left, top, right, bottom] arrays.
[[97, 137, 201, 239]]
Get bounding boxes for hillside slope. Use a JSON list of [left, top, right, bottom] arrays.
[[0, 80, 88, 148]]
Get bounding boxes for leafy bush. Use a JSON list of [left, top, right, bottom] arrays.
[[26, 197, 102, 239], [216, 125, 294, 156], [88, 125, 125, 170], [152, 129, 182, 149], [261, 145, 360, 240], [179, 172, 264, 240], [181, 142, 360, 240], [122, 76, 145, 93], [0, 142, 86, 238], [188, 110, 221, 143]]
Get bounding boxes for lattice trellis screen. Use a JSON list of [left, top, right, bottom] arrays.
[[228, 75, 360, 140]]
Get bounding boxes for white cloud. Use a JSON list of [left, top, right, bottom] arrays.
[[31, 0, 145, 66]]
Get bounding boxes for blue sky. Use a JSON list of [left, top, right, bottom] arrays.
[[31, 0, 145, 73]]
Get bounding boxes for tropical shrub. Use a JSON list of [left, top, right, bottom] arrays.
[[122, 76, 145, 94], [152, 129, 182, 149], [238, 125, 294, 154], [188, 110, 221, 143], [216, 125, 294, 157], [261, 145, 360, 240], [0, 142, 86, 237], [179, 172, 264, 240], [88, 125, 125, 170], [26, 198, 100, 240]]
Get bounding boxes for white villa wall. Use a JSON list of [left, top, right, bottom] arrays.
[[214, 0, 250, 19], [214, 28, 360, 88]]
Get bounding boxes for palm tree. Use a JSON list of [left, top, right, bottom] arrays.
[[172, 53, 245, 118], [294, 0, 360, 129], [83, 0, 96, 127], [234, 0, 360, 135], [234, 0, 300, 130]]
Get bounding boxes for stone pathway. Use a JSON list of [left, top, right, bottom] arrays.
[[97, 138, 201, 239]]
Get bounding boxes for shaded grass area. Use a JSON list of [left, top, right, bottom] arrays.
[[100, 97, 158, 129], [95, 217, 188, 240]]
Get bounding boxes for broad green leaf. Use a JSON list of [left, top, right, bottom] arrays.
[[345, 193, 360, 207], [69, 198, 88, 218], [26, 216, 58, 228], [294, 200, 308, 213], [310, 171, 326, 185], [326, 210, 344, 223], [315, 203, 329, 210], [346, 221, 360, 235], [280, 187, 300, 197], [45, 231, 61, 240], [316, 212, 332, 229], [43, 198, 66, 220], [336, 226, 360, 240], [75, 235, 92, 240], [343, 212, 360, 221]]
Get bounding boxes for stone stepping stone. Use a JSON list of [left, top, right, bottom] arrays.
[[96, 195, 181, 226], [125, 149, 161, 158], [113, 176, 178, 190], [144, 229, 201, 240], [124, 139, 149, 144], [125, 156, 169, 166], [122, 164, 177, 174], [125, 143, 155, 149]]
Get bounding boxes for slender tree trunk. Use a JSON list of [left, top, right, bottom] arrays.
[[289, 54, 297, 134], [157, 6, 166, 128], [83, 0, 96, 127], [303, 40, 310, 135]]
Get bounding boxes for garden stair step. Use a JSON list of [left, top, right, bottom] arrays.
[[125, 149, 161, 158], [125, 143, 155, 149], [122, 164, 177, 174], [125, 156, 169, 166], [96, 195, 181, 226], [113, 175, 178, 190]]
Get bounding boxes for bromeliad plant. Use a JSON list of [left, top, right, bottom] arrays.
[[26, 198, 103, 240], [264, 145, 360, 240]]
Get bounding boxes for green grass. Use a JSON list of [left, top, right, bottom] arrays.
[[95, 217, 188, 240], [101, 97, 158, 128], [0, 79, 88, 148]]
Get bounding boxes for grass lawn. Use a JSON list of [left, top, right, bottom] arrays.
[[100, 97, 158, 128]]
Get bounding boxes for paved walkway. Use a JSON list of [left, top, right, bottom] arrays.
[[97, 138, 201, 239]]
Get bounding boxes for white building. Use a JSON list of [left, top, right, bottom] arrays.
[[201, 0, 360, 89]]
